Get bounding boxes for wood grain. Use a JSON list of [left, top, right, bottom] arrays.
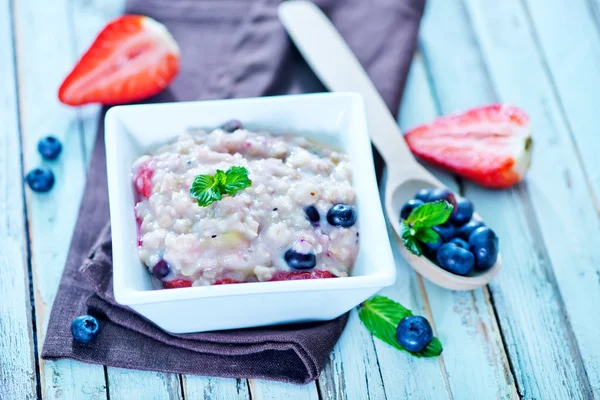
[[106, 368, 181, 400], [248, 380, 319, 400], [183, 377, 250, 400], [421, 0, 594, 397], [0, 1, 38, 398]]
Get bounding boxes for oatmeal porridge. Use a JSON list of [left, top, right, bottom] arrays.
[[132, 121, 359, 288]]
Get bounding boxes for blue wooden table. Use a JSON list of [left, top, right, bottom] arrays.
[[2, 0, 600, 398]]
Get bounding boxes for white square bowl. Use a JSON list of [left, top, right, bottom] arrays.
[[105, 93, 396, 333]]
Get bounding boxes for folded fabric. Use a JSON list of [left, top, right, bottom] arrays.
[[42, 0, 426, 384]]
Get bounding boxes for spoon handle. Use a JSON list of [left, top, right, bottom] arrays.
[[278, 1, 419, 172]]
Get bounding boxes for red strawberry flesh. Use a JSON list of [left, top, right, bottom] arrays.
[[58, 15, 180, 106], [269, 270, 336, 281], [404, 104, 532, 188], [163, 279, 193, 289]]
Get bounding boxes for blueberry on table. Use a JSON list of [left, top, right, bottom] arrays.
[[400, 199, 424, 220], [449, 237, 469, 250], [468, 227, 499, 270], [284, 249, 317, 270], [415, 188, 434, 202], [455, 220, 485, 240], [450, 197, 474, 226], [436, 243, 475, 275], [38, 136, 62, 160], [152, 259, 170, 279], [25, 167, 55, 192], [220, 119, 243, 133], [304, 205, 320, 224], [327, 204, 357, 227], [427, 188, 457, 206], [71, 315, 100, 344], [432, 222, 455, 242], [396, 315, 434, 353]]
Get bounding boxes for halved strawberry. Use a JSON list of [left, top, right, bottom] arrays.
[[404, 105, 532, 189], [58, 15, 179, 106]]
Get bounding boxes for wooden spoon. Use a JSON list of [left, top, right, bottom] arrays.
[[278, 1, 501, 290]]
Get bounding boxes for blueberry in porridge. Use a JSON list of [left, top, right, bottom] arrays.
[[132, 121, 359, 288]]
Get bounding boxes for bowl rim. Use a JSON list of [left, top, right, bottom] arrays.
[[105, 92, 396, 306]]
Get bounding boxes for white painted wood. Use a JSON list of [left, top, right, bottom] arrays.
[[0, 1, 38, 398], [317, 310, 386, 400], [106, 368, 181, 400], [183, 377, 249, 400], [12, 0, 109, 398], [522, 0, 600, 201], [421, 0, 594, 398], [248, 380, 319, 400]]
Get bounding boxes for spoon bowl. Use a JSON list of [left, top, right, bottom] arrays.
[[278, 0, 502, 290]]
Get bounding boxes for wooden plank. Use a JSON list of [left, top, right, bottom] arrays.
[[461, 0, 600, 396], [248, 381, 319, 400], [522, 0, 600, 202], [106, 368, 181, 400], [183, 377, 250, 400], [421, 0, 595, 398], [0, 1, 38, 399], [12, 0, 110, 399], [394, 56, 518, 400]]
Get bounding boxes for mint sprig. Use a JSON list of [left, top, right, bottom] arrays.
[[190, 166, 252, 207], [358, 296, 443, 357], [401, 200, 453, 256]]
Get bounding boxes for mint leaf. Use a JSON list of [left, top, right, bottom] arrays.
[[358, 296, 443, 357], [414, 227, 440, 244], [223, 166, 252, 195], [406, 200, 453, 228], [190, 166, 252, 207], [401, 222, 422, 256]]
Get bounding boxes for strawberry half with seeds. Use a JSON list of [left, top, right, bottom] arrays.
[[59, 15, 179, 106], [405, 105, 532, 189]]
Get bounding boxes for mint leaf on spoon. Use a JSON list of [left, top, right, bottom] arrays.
[[401, 200, 453, 256]]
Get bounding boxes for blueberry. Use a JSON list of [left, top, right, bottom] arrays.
[[220, 119, 243, 133], [449, 237, 469, 250], [455, 220, 485, 241], [415, 188, 434, 202], [451, 197, 474, 226], [396, 316, 434, 353], [468, 227, 499, 270], [284, 249, 317, 270], [432, 222, 455, 242], [25, 167, 55, 192], [436, 243, 475, 275], [304, 205, 320, 224], [71, 315, 100, 344], [37, 136, 62, 160], [327, 204, 357, 227], [422, 236, 444, 258], [427, 188, 457, 206], [152, 259, 170, 279], [400, 199, 424, 220]]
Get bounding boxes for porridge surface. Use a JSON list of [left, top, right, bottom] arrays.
[[133, 127, 359, 286]]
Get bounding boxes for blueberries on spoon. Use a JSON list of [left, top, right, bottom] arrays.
[[468, 227, 499, 270], [71, 315, 100, 344], [415, 188, 434, 202], [427, 188, 457, 206], [38, 136, 62, 160], [284, 249, 317, 270], [152, 259, 170, 279], [25, 167, 55, 192], [422, 236, 444, 258], [400, 199, 424, 220], [432, 222, 455, 242], [436, 243, 475, 276], [450, 197, 474, 226], [449, 237, 469, 250], [455, 220, 485, 241], [327, 204, 357, 227], [304, 205, 320, 224], [220, 119, 243, 133], [396, 315, 434, 353]]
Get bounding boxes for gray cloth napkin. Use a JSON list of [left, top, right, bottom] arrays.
[[42, 0, 426, 384]]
